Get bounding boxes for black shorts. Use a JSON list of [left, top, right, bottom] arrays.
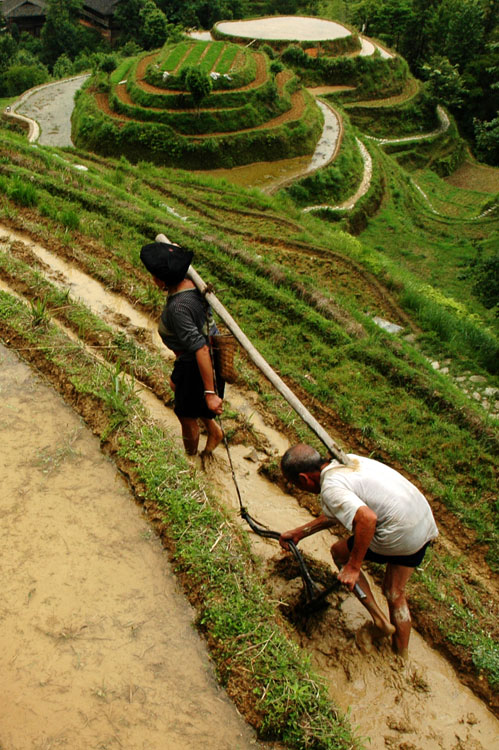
[[171, 354, 225, 419], [347, 536, 431, 567]]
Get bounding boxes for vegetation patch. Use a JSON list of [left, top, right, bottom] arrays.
[[72, 41, 322, 168]]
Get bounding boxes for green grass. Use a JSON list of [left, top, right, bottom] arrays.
[[163, 42, 191, 71], [181, 41, 210, 68], [216, 45, 239, 74], [413, 169, 494, 219]]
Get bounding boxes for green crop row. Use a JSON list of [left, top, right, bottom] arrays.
[[144, 42, 256, 92]]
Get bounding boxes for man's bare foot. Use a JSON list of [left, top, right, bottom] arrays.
[[392, 647, 409, 661], [203, 420, 223, 454], [200, 449, 224, 471], [371, 615, 396, 639]]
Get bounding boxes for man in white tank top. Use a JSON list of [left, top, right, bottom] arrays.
[[280, 444, 438, 658]]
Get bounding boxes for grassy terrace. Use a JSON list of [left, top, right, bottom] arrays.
[[0, 123, 497, 712], [71, 40, 321, 168]]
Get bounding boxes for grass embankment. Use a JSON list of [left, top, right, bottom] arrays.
[[284, 107, 364, 207], [0, 274, 358, 750], [72, 41, 322, 168], [0, 123, 497, 704]]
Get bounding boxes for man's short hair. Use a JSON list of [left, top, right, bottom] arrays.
[[281, 444, 323, 482]]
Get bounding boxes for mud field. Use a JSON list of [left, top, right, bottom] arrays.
[[0, 343, 268, 750], [0, 224, 497, 750]]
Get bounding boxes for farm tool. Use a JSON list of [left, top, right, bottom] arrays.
[[239, 505, 366, 614]]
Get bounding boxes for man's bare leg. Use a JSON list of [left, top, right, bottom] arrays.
[[178, 417, 200, 455], [200, 417, 223, 454], [332, 539, 395, 638], [383, 564, 414, 659]]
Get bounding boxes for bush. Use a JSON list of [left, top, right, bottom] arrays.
[[53, 54, 73, 79], [97, 54, 118, 73], [4, 64, 50, 96], [59, 209, 80, 230]]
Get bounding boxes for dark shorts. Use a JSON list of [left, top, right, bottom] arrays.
[[347, 536, 431, 567], [171, 353, 225, 420]]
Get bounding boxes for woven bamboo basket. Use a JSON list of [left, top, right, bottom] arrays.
[[212, 334, 238, 383]]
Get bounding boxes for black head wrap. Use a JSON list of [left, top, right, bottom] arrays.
[[140, 242, 193, 285]]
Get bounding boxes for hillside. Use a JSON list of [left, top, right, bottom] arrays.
[[0, 14, 498, 750], [0, 109, 498, 745]]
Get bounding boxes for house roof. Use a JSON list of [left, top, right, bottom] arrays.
[[2, 0, 119, 19], [2, 0, 46, 18], [81, 0, 119, 16]]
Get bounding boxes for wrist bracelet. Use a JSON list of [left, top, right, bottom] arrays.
[[204, 390, 216, 395]]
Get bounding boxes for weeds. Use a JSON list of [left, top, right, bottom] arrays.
[[29, 297, 50, 328], [35, 428, 82, 475], [98, 362, 139, 437]]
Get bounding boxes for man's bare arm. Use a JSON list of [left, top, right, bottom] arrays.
[[337, 505, 377, 590], [279, 514, 336, 550], [195, 344, 223, 414]]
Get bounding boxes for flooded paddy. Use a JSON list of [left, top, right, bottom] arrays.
[[0, 343, 264, 750], [215, 16, 352, 41]]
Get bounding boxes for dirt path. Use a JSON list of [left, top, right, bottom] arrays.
[[0, 224, 497, 750], [0, 343, 267, 750]]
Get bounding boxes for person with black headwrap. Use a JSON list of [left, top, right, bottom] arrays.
[[140, 235, 224, 457]]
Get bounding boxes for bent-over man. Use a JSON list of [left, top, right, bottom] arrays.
[[280, 444, 438, 658]]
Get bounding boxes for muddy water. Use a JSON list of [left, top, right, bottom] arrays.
[[198, 100, 340, 190], [0, 343, 265, 750], [215, 17, 351, 41], [1, 225, 498, 749], [0, 227, 168, 355], [15, 75, 90, 147]]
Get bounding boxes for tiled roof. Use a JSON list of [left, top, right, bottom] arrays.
[[81, 0, 118, 15], [2, 0, 46, 17], [2, 0, 119, 18]]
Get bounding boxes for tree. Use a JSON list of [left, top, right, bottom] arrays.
[[41, 0, 85, 66], [422, 55, 468, 109], [474, 114, 499, 165], [435, 0, 485, 71], [139, 0, 169, 48], [185, 68, 212, 112], [114, 0, 147, 41], [0, 33, 16, 74]]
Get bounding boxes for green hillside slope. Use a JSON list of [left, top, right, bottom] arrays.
[[0, 117, 498, 728]]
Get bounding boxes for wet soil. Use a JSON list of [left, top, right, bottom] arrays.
[[0, 223, 498, 750], [0, 343, 264, 750]]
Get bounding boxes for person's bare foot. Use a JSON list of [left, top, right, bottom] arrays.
[[203, 420, 223, 454], [371, 615, 396, 639]]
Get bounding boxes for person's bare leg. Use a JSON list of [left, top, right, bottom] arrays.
[[383, 564, 414, 659], [178, 416, 200, 455], [200, 417, 223, 454], [332, 540, 395, 638]]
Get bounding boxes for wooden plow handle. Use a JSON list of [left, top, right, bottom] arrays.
[[188, 265, 351, 466]]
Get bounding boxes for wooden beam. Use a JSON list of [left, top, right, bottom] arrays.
[[188, 265, 351, 465]]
